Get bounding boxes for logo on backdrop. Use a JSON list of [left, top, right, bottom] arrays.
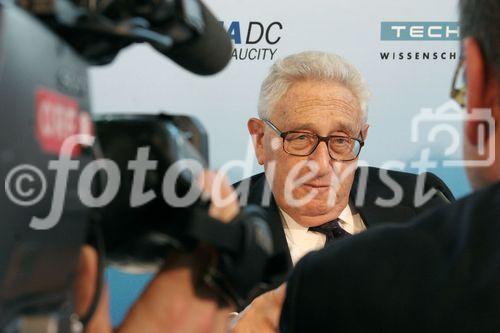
[[221, 21, 283, 61], [379, 22, 459, 61]]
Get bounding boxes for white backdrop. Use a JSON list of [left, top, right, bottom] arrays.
[[89, 0, 471, 323]]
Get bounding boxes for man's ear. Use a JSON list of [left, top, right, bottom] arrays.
[[463, 37, 489, 146], [74, 245, 112, 333], [74, 245, 99, 316], [247, 118, 266, 165], [361, 123, 369, 141]]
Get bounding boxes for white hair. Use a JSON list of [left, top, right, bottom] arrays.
[[258, 51, 370, 122]]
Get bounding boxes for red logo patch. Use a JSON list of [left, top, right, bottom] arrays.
[[35, 88, 92, 156]]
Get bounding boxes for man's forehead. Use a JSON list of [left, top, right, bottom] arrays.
[[278, 98, 362, 127], [282, 80, 359, 105], [274, 81, 361, 118], [283, 98, 359, 116]]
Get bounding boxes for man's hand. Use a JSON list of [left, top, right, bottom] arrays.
[[198, 170, 240, 223], [116, 250, 234, 333], [231, 284, 286, 333]]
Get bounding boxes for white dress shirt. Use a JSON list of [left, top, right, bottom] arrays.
[[281, 205, 366, 265], [227, 204, 367, 325]]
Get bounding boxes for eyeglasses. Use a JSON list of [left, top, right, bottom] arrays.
[[262, 119, 364, 162], [450, 57, 466, 108]]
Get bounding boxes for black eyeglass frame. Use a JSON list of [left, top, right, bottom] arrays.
[[262, 119, 365, 162]]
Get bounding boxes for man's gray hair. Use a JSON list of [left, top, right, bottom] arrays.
[[258, 51, 370, 121], [459, 0, 500, 80]]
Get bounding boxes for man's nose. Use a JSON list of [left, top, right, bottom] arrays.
[[308, 141, 332, 174]]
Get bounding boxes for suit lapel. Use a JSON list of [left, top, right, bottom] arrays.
[[244, 168, 419, 274], [246, 174, 293, 269], [350, 167, 416, 228]]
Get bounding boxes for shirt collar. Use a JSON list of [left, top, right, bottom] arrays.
[[338, 203, 354, 227], [280, 208, 308, 232], [280, 204, 354, 231]]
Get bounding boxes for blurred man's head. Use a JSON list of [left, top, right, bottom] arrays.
[[248, 51, 369, 227], [459, 0, 500, 189]]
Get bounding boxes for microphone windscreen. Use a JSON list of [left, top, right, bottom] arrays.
[[162, 1, 233, 75]]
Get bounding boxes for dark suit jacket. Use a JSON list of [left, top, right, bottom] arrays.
[[280, 181, 500, 333], [234, 167, 454, 294]]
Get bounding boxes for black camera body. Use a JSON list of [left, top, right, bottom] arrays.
[[0, 3, 93, 330], [93, 114, 211, 269], [0, 1, 286, 331]]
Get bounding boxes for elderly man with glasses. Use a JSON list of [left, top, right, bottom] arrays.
[[230, 51, 454, 332], [278, 0, 500, 331]]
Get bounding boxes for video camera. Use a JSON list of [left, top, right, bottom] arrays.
[[0, 0, 287, 331]]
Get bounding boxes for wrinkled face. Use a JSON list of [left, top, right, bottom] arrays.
[[252, 79, 367, 227]]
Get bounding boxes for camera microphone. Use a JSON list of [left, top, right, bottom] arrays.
[[155, 1, 233, 75]]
